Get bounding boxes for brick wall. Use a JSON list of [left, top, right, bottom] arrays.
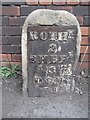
[[0, 0, 90, 70]]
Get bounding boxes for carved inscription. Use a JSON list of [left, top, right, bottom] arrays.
[[28, 26, 77, 93], [29, 30, 75, 42]]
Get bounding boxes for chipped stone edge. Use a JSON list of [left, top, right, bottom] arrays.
[[21, 9, 81, 96]]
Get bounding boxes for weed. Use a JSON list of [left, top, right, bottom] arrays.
[[0, 64, 22, 78]]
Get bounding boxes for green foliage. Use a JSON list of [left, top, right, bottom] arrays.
[[0, 64, 21, 78]]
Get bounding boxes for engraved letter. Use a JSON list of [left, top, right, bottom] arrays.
[[40, 32, 48, 41], [29, 31, 38, 40], [37, 55, 48, 64], [46, 66, 56, 77], [67, 30, 75, 39], [58, 32, 62, 41], [50, 55, 58, 64], [30, 55, 36, 63], [49, 32, 57, 41], [48, 44, 57, 53], [62, 32, 68, 41]]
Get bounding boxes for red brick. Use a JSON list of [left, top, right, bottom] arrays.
[[80, 0, 90, 5], [21, 6, 46, 16], [2, 36, 21, 45], [0, 7, 2, 16], [84, 16, 90, 26], [2, 45, 21, 54], [0, 16, 2, 26], [2, 6, 20, 16], [81, 54, 90, 62], [26, 0, 38, 5], [12, 54, 22, 62], [0, 36, 2, 45], [10, 62, 22, 66], [67, 0, 80, 5], [0, 27, 2, 36], [47, 6, 73, 13], [53, 0, 66, 5], [9, 17, 26, 26], [0, 62, 21, 67], [39, 0, 52, 5], [81, 27, 90, 36], [81, 37, 90, 45], [76, 16, 83, 26], [2, 26, 22, 36], [73, 6, 89, 16], [0, 45, 2, 54], [80, 46, 89, 53], [0, 54, 11, 62], [1, 17, 9, 26], [77, 62, 90, 69]]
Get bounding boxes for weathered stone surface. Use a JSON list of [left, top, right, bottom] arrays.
[[21, 9, 81, 97], [24, 9, 78, 26]]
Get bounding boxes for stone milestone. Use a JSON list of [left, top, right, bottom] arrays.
[[21, 9, 81, 97]]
